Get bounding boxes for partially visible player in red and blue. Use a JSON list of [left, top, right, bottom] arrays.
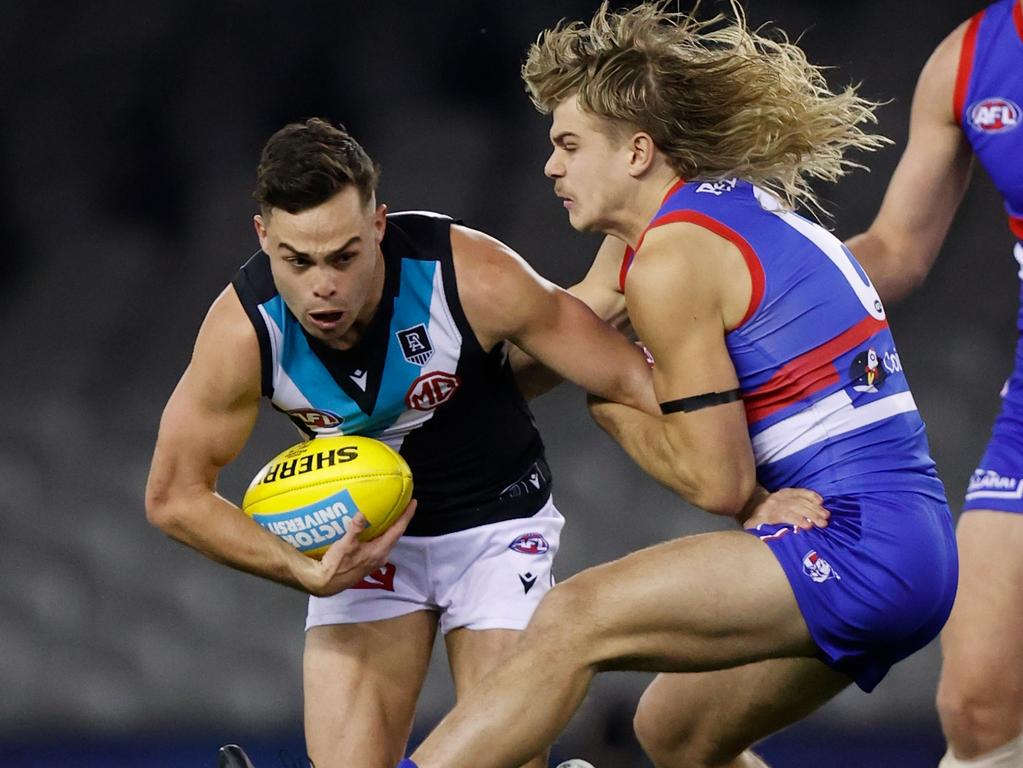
[[848, 1, 1023, 765], [399, 4, 958, 767]]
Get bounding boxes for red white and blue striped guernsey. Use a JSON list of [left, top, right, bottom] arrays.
[[621, 178, 946, 502]]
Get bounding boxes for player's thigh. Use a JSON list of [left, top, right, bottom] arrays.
[[304, 610, 438, 768], [634, 657, 850, 764], [444, 627, 523, 697], [940, 510, 1023, 699], [532, 530, 816, 672], [445, 628, 550, 768]]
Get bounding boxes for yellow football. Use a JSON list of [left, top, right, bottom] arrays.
[[242, 435, 413, 558]]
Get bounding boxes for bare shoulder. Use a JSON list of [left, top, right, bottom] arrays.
[[627, 222, 749, 328], [914, 16, 973, 122], [188, 285, 262, 407], [449, 223, 551, 348], [449, 223, 533, 282]]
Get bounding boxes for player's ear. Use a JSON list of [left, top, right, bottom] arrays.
[[627, 132, 656, 178], [372, 203, 387, 244], [253, 213, 269, 249]]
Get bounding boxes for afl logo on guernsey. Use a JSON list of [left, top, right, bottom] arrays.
[[968, 98, 1020, 133], [288, 408, 343, 431], [405, 371, 461, 410]]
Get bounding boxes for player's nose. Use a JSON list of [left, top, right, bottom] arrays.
[[312, 271, 339, 299], [544, 151, 564, 178]]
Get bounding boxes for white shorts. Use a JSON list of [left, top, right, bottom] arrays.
[[306, 496, 564, 634]]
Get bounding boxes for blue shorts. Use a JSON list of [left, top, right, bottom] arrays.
[[964, 347, 1023, 513], [748, 492, 957, 692]]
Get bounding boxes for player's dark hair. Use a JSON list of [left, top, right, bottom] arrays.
[[254, 117, 381, 214]]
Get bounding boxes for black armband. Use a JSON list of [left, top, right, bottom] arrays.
[[659, 388, 742, 414]]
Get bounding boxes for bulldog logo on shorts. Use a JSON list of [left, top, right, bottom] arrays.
[[802, 550, 840, 583]]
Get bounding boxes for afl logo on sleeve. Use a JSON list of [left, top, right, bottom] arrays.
[[968, 98, 1020, 133], [397, 324, 434, 365]]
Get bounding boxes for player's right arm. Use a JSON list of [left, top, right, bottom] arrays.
[[846, 20, 975, 303], [509, 235, 632, 399], [145, 286, 410, 597]]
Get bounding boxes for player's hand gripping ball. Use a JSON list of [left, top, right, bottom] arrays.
[[242, 435, 413, 558]]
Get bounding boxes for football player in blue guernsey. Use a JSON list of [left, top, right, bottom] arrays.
[[144, 117, 663, 768], [401, 4, 959, 768], [847, 2, 1023, 766]]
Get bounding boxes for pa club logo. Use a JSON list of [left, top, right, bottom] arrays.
[[968, 97, 1020, 133], [802, 550, 840, 583], [397, 323, 434, 365], [287, 408, 343, 431], [849, 348, 886, 393], [509, 533, 550, 555]]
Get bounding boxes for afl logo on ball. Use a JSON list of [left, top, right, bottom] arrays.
[[509, 533, 550, 555], [968, 98, 1020, 133], [405, 371, 461, 411], [288, 408, 343, 431]]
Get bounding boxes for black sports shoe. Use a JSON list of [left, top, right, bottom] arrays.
[[218, 744, 256, 768]]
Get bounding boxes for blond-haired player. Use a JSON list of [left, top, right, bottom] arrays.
[[401, 4, 958, 767]]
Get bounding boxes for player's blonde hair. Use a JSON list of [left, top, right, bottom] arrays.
[[522, 1, 887, 212]]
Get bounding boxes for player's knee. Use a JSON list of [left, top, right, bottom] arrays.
[[633, 692, 718, 768], [634, 698, 678, 763], [937, 676, 1023, 757], [524, 579, 600, 651]]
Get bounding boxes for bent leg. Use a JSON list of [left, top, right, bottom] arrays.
[[305, 611, 438, 768], [937, 511, 1023, 759], [445, 628, 547, 768], [412, 531, 818, 768], [634, 658, 850, 768]]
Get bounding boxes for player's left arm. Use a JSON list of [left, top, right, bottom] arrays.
[[588, 223, 757, 517], [451, 224, 658, 415]]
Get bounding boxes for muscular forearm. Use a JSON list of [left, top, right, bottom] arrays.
[[590, 400, 753, 516], [148, 489, 318, 591]]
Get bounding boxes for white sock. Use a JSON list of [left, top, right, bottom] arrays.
[[938, 733, 1023, 768]]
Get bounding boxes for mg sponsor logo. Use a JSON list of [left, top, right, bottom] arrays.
[[968, 98, 1020, 133], [405, 371, 461, 411]]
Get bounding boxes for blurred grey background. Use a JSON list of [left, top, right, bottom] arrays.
[[0, 1, 1014, 765]]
